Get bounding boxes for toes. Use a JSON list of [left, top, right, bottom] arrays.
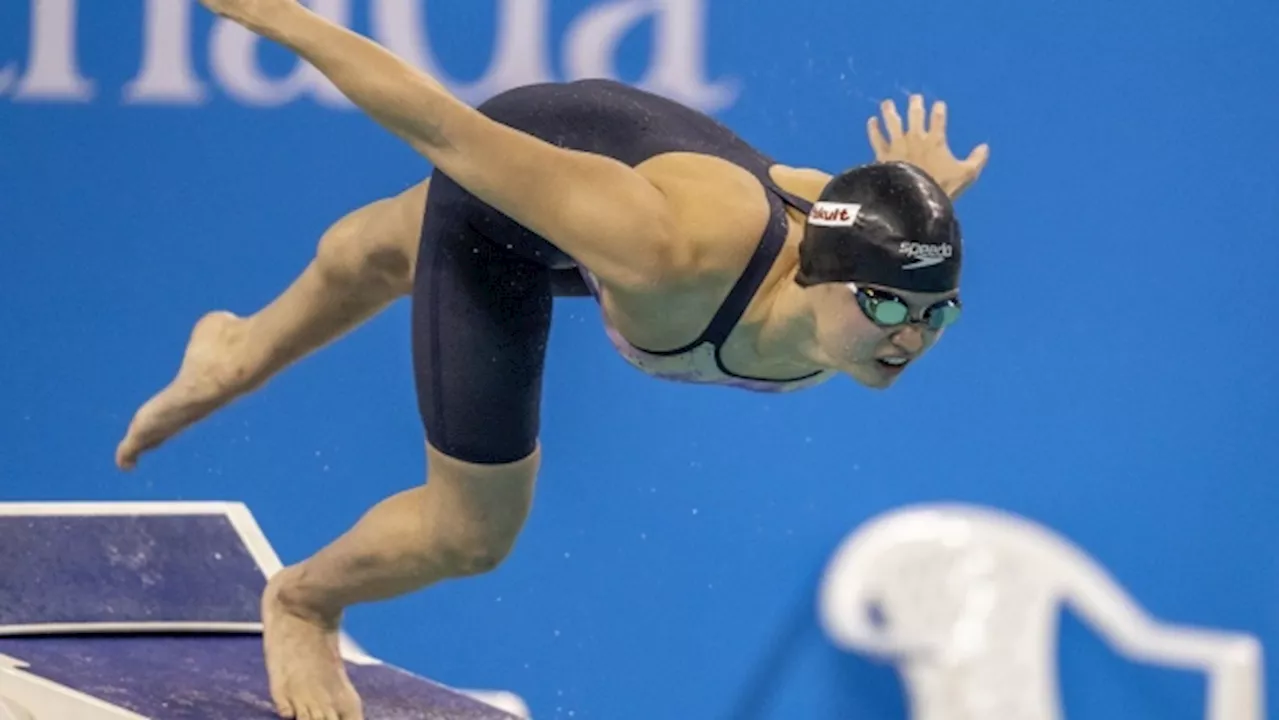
[[295, 700, 342, 720], [297, 703, 332, 720], [114, 443, 136, 471], [273, 697, 296, 719], [266, 662, 294, 718], [266, 666, 291, 717]]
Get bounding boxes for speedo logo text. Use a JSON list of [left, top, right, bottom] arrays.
[[898, 241, 953, 270]]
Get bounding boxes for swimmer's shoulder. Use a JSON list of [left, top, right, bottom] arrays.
[[633, 152, 782, 285], [594, 154, 814, 350]]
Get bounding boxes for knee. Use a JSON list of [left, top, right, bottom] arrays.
[[442, 531, 519, 577], [315, 200, 416, 291], [422, 445, 539, 579], [375, 499, 521, 582]]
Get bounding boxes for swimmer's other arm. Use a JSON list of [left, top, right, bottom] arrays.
[[231, 1, 677, 289]]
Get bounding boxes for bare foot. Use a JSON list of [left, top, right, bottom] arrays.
[[262, 567, 363, 720], [115, 311, 261, 470]]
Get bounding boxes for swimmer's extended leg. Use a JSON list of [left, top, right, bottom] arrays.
[[115, 181, 427, 470], [263, 445, 537, 720]]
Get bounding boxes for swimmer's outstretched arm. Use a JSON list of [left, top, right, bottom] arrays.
[[200, 0, 676, 289]]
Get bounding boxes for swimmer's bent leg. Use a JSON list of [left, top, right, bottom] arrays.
[[115, 180, 428, 470], [261, 176, 550, 717], [262, 447, 538, 718]]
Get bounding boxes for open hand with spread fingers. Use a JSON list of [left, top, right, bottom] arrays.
[[867, 94, 990, 199]]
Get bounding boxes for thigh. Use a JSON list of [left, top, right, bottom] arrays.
[[412, 176, 553, 465]]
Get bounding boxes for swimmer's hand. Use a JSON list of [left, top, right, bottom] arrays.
[[867, 94, 990, 199]]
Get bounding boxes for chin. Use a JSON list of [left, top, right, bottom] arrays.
[[863, 376, 898, 391], [845, 365, 901, 390]]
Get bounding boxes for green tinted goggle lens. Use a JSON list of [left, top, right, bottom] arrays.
[[855, 287, 961, 330], [924, 303, 961, 329], [870, 301, 910, 324]]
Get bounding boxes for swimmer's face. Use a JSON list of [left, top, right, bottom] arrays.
[[808, 283, 960, 389]]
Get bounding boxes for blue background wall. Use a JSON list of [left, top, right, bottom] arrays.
[[1, 1, 1275, 718]]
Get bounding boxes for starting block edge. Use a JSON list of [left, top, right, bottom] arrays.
[[0, 501, 250, 518], [0, 623, 262, 638]]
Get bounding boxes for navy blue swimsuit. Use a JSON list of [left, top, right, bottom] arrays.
[[412, 79, 826, 464]]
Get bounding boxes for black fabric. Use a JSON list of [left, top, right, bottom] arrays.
[[410, 79, 804, 463], [412, 173, 553, 464]]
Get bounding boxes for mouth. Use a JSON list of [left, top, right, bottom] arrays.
[[876, 357, 911, 371]]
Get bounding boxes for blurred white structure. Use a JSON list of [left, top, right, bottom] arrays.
[[818, 503, 1264, 720]]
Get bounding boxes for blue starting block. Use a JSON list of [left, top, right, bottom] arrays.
[[0, 502, 529, 720]]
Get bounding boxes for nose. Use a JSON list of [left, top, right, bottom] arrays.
[[890, 326, 925, 354]]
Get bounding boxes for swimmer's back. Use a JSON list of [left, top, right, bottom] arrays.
[[443, 79, 783, 269], [476, 79, 776, 176]]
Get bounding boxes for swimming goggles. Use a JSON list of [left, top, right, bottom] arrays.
[[848, 283, 962, 330]]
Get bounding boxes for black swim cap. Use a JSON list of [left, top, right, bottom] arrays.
[[796, 161, 961, 293]]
